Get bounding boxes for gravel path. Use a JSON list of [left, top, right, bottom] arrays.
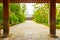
[[1, 20, 60, 40]]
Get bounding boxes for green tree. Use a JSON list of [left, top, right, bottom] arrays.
[[33, 3, 50, 26], [0, 3, 3, 26], [9, 3, 26, 25]]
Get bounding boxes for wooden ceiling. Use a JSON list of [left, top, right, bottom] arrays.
[[0, 0, 60, 3]]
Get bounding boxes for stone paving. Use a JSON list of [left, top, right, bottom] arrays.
[[0, 20, 60, 40]]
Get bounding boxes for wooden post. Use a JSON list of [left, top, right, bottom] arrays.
[[3, 0, 9, 37], [50, 0, 57, 37]]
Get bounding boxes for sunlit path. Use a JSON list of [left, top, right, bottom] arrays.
[[1, 20, 60, 40], [10, 20, 50, 40]]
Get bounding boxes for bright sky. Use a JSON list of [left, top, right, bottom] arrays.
[[20, 3, 35, 17], [25, 3, 43, 15], [25, 3, 34, 14], [20, 3, 43, 17]]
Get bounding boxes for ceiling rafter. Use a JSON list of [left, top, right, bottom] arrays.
[[0, 0, 60, 3]]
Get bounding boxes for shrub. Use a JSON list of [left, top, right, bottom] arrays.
[[9, 3, 26, 26], [0, 3, 26, 27], [33, 3, 49, 26], [56, 25, 60, 29]]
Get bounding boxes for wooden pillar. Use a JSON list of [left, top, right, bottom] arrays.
[[50, 0, 56, 37], [3, 0, 9, 37]]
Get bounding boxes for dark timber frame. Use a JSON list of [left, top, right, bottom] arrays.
[[0, 0, 57, 37], [3, 0, 9, 37], [50, 0, 56, 37]]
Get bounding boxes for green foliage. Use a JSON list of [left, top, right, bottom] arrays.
[[56, 4, 60, 29], [33, 3, 60, 29], [0, 3, 26, 27], [56, 25, 60, 29], [0, 3, 3, 26], [33, 3, 50, 26], [10, 13, 18, 25], [56, 13, 60, 25], [9, 3, 26, 25]]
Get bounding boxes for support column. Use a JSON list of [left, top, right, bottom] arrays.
[[50, 0, 56, 37], [3, 0, 9, 37]]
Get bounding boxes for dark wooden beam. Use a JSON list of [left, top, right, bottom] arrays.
[[3, 0, 9, 37], [50, 0, 57, 37], [9, 0, 50, 3], [57, 0, 60, 3], [0, 0, 3, 3], [0, 0, 60, 3]]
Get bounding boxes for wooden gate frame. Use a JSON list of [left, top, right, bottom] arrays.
[[0, 0, 58, 37]]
